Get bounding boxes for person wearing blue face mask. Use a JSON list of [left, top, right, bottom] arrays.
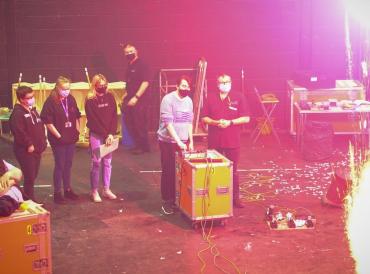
[[41, 76, 81, 204], [201, 74, 250, 209], [9, 86, 47, 203]]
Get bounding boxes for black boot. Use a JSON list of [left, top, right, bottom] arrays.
[[54, 192, 66, 204], [64, 189, 79, 200]]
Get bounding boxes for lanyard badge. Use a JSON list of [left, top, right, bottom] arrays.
[[61, 99, 72, 128]]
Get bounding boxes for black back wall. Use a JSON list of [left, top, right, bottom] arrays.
[[0, 0, 348, 130]]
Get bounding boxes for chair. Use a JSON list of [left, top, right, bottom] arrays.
[[250, 87, 281, 145]]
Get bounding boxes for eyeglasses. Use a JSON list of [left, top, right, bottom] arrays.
[[218, 81, 232, 85], [179, 85, 190, 90]]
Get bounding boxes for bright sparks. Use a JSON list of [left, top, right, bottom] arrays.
[[346, 150, 370, 273]]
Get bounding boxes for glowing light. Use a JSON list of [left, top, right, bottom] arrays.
[[344, 10, 354, 79], [346, 150, 370, 273], [344, 0, 370, 29]]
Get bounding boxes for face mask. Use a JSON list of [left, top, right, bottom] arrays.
[[179, 89, 191, 98], [126, 53, 136, 62], [59, 89, 70, 98], [96, 86, 107, 94], [26, 97, 35, 107], [218, 83, 232, 93]]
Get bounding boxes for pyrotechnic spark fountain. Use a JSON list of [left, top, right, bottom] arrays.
[[345, 144, 370, 273]]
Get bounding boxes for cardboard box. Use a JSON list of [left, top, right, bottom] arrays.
[[0, 202, 52, 274]]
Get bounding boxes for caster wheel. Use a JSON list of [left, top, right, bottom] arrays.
[[192, 222, 200, 229], [220, 219, 227, 227]]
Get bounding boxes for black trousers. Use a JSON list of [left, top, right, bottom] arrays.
[[123, 103, 150, 151], [13, 147, 42, 199], [213, 147, 240, 200], [159, 140, 180, 203]]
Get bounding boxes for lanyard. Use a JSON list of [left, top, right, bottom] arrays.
[[29, 109, 36, 125], [61, 98, 69, 121]]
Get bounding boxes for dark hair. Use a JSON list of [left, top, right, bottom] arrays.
[[176, 75, 192, 87], [16, 86, 33, 101]]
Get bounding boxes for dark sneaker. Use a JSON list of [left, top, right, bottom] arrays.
[[233, 199, 245, 208], [171, 203, 179, 212], [161, 203, 174, 215], [54, 192, 66, 204], [64, 189, 79, 200]]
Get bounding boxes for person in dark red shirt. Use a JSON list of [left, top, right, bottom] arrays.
[[201, 74, 250, 208]]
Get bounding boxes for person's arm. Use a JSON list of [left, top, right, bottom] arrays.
[[188, 124, 194, 151], [201, 96, 220, 127], [10, 109, 34, 151], [202, 116, 220, 126], [46, 124, 61, 139], [40, 99, 61, 138], [73, 97, 82, 133], [127, 81, 149, 106], [166, 123, 187, 150], [76, 118, 81, 133], [219, 94, 250, 128], [0, 162, 22, 194]]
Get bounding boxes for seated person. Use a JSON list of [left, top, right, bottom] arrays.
[[0, 159, 27, 207]]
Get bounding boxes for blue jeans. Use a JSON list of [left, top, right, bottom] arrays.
[[51, 144, 75, 193], [89, 132, 112, 190]]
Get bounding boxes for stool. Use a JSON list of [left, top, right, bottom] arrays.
[[250, 87, 281, 145]]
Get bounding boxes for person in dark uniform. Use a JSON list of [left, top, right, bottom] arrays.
[[122, 43, 150, 154], [40, 76, 81, 204], [9, 86, 47, 202], [201, 74, 250, 208], [85, 74, 118, 203]]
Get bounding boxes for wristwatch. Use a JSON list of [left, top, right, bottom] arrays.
[[230, 120, 234, 126]]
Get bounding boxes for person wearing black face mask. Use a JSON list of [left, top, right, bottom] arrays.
[[85, 74, 118, 203], [122, 43, 151, 155], [157, 75, 194, 215]]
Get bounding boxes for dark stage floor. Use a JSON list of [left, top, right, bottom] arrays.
[[0, 133, 355, 274]]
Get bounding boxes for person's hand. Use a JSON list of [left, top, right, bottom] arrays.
[[127, 97, 138, 107], [0, 173, 12, 190], [177, 140, 187, 151], [188, 141, 194, 151], [105, 134, 114, 146], [27, 145, 35, 153], [218, 119, 231, 128]]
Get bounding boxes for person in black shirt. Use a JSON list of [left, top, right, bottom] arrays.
[[9, 86, 47, 202], [122, 43, 150, 154], [85, 74, 118, 203], [40, 76, 81, 204], [202, 74, 250, 208]]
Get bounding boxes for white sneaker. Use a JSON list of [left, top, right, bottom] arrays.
[[102, 188, 117, 200], [91, 190, 102, 203]]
